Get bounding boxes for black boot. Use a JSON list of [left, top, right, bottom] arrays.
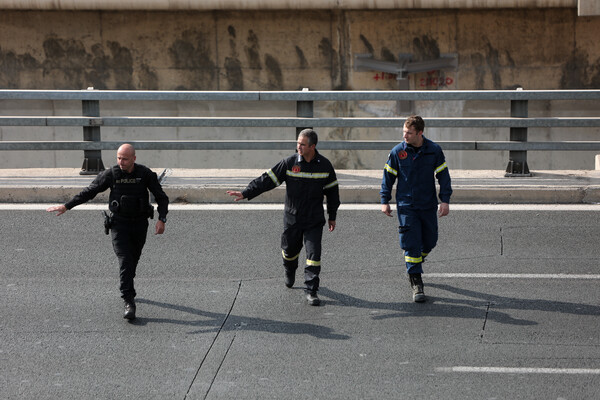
[[284, 268, 295, 288], [408, 273, 425, 303], [123, 298, 136, 320], [306, 292, 321, 306]]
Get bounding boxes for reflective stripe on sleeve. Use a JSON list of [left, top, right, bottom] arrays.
[[323, 180, 338, 189], [435, 162, 448, 174], [384, 163, 398, 176], [267, 169, 281, 186]]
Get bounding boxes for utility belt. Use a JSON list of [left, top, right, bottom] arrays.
[[103, 195, 154, 234], [109, 195, 154, 218], [102, 212, 151, 235]]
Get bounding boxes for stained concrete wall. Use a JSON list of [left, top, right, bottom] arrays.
[[0, 8, 599, 170]]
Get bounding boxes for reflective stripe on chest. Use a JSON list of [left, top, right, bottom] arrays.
[[286, 170, 330, 179]]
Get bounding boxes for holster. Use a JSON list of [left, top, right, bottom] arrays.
[[103, 211, 112, 235]]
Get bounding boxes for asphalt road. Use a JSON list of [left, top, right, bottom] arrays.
[[1, 206, 599, 399]]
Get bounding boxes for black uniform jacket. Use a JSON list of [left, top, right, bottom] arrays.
[[65, 164, 169, 220], [242, 151, 340, 226]]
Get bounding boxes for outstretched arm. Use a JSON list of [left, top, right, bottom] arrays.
[[226, 190, 245, 202], [46, 204, 67, 216]]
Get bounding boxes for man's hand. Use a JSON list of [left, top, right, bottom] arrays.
[[381, 203, 393, 217], [438, 202, 450, 217], [46, 205, 67, 216], [226, 190, 245, 202], [155, 220, 165, 235], [328, 220, 336, 232]]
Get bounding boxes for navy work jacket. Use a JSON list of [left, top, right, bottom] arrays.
[[380, 137, 452, 209], [242, 151, 340, 226]]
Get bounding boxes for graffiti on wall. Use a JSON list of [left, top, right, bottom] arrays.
[[419, 71, 454, 88], [370, 70, 455, 89]]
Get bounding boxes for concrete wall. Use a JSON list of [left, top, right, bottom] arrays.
[[1, 8, 599, 170]]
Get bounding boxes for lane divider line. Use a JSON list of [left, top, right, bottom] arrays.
[[427, 273, 600, 280], [437, 366, 600, 375]]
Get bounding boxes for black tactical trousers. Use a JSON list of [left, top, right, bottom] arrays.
[[110, 216, 148, 300], [281, 222, 324, 294]]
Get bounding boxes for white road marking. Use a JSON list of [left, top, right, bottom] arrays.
[[427, 273, 600, 280], [3, 203, 600, 211], [445, 204, 600, 211], [437, 366, 600, 375]]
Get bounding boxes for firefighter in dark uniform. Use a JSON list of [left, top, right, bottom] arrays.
[[380, 115, 452, 303], [227, 129, 340, 306], [47, 144, 169, 319]]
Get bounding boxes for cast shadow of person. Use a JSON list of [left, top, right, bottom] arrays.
[[427, 282, 600, 319], [318, 286, 537, 326], [131, 298, 350, 340]]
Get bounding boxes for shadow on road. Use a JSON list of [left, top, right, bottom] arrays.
[[319, 286, 537, 326], [428, 283, 600, 317], [132, 298, 351, 340]]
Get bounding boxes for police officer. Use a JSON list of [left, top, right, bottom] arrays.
[[227, 129, 340, 306], [380, 115, 452, 302], [47, 143, 169, 319]]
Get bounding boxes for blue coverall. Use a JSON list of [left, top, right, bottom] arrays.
[[380, 137, 452, 274]]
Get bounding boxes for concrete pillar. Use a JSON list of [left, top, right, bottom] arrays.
[[579, 0, 600, 16]]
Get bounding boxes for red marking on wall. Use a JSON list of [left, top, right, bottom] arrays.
[[371, 70, 455, 87], [373, 72, 397, 81], [419, 71, 454, 88]]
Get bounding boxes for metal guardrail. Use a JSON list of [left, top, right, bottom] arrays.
[[1, 89, 600, 175], [2, 116, 600, 128]]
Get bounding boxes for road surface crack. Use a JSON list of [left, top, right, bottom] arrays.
[[480, 302, 491, 341], [184, 280, 242, 400]]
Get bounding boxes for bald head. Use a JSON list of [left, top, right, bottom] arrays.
[[118, 143, 135, 156], [117, 143, 136, 173]]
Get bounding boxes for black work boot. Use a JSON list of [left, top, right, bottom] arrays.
[[284, 269, 295, 288], [306, 292, 321, 306], [123, 298, 136, 320], [408, 273, 425, 303]]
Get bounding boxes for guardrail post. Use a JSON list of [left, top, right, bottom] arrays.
[[505, 94, 532, 177], [80, 97, 105, 175], [296, 88, 313, 138]]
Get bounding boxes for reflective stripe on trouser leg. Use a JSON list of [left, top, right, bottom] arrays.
[[404, 252, 423, 274], [281, 225, 303, 273], [281, 249, 300, 272], [303, 225, 323, 294]]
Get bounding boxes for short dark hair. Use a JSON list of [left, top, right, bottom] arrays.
[[405, 115, 425, 133], [299, 128, 318, 146]]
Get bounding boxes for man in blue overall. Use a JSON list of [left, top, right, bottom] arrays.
[[380, 115, 452, 302]]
